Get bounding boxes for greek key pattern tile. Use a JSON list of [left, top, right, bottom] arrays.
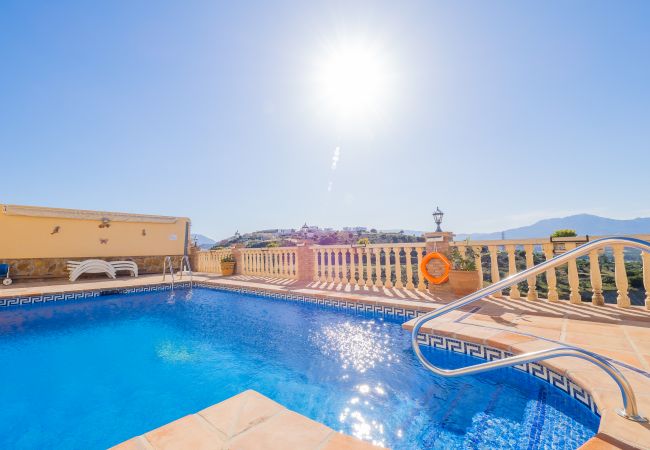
[[0, 290, 100, 308], [0, 282, 193, 308], [192, 282, 425, 319], [417, 333, 599, 416]]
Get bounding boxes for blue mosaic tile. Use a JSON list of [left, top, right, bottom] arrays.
[[415, 332, 599, 416]]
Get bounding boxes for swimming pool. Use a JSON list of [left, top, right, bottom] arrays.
[[0, 287, 598, 449]]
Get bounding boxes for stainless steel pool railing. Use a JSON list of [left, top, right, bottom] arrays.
[[162, 256, 175, 289], [162, 256, 193, 289], [178, 255, 193, 284], [411, 236, 650, 422]]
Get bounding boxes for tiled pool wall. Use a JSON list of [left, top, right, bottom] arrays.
[[0, 281, 598, 416]]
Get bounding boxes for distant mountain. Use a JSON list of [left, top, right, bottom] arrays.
[[455, 214, 650, 241], [191, 233, 217, 249]]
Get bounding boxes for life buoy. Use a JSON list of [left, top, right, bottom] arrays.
[[420, 252, 451, 285]]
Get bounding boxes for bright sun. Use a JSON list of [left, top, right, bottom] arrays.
[[313, 37, 391, 125]]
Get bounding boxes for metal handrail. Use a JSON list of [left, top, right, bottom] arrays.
[[412, 236, 650, 422], [179, 255, 193, 284], [162, 256, 175, 289]]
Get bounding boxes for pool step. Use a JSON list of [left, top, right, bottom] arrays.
[[111, 389, 381, 450]]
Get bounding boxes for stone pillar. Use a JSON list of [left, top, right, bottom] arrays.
[[231, 245, 245, 275], [189, 244, 200, 272], [424, 231, 454, 294], [295, 244, 316, 281]]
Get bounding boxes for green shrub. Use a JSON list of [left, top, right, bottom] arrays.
[[551, 229, 578, 238], [449, 246, 477, 271]]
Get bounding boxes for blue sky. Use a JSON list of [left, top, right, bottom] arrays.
[[2, 1, 649, 240]]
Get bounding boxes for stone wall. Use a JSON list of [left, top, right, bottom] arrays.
[[1, 255, 185, 281]]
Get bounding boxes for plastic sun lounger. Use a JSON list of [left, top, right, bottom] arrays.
[[67, 260, 116, 282], [0, 264, 12, 286], [109, 261, 138, 277]]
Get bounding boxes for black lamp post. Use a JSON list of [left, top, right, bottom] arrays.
[[432, 207, 444, 232]]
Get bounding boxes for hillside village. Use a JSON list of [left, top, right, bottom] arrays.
[[207, 223, 424, 249]]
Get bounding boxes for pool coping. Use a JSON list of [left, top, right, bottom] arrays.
[[1, 277, 648, 449], [111, 389, 381, 450]]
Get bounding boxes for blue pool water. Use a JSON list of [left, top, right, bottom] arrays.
[[0, 288, 598, 449]]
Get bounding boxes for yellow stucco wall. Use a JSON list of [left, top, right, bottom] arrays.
[[0, 204, 190, 259]]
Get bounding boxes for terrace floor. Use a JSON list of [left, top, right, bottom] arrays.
[[2, 273, 650, 449]]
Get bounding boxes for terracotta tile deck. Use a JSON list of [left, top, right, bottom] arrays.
[[2, 273, 650, 449], [111, 390, 379, 450]]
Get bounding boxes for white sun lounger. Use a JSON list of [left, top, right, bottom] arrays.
[[109, 261, 138, 277], [67, 260, 116, 282], [67, 260, 139, 281]]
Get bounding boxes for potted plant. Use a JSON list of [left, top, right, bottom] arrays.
[[550, 229, 588, 255], [220, 255, 236, 276], [448, 246, 481, 295]]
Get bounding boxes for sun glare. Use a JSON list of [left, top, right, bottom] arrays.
[[313, 37, 392, 125]]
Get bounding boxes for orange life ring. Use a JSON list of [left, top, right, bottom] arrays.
[[420, 252, 451, 285]]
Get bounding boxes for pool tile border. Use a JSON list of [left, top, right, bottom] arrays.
[[192, 282, 426, 319], [0, 282, 192, 308], [416, 333, 599, 416], [0, 280, 599, 418]]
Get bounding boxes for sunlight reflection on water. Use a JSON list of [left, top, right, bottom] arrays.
[[310, 319, 397, 446], [310, 319, 399, 373]]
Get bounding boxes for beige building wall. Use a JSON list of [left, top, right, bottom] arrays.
[[0, 204, 190, 259]]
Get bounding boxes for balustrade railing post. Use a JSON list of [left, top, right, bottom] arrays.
[[589, 250, 605, 306], [472, 246, 483, 291], [357, 248, 366, 287], [405, 247, 415, 289], [270, 251, 276, 277], [613, 244, 631, 308], [333, 248, 341, 283], [280, 251, 286, 277], [365, 248, 374, 287], [394, 246, 404, 288], [416, 248, 425, 291], [341, 248, 349, 285], [384, 247, 393, 288], [291, 250, 297, 279], [325, 250, 333, 282], [488, 245, 501, 297], [374, 248, 383, 287], [348, 248, 357, 286], [524, 244, 538, 301], [506, 245, 521, 299], [566, 243, 582, 304], [542, 243, 559, 301], [641, 252, 650, 309]]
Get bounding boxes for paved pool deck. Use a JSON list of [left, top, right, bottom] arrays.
[[111, 389, 379, 450], [2, 273, 650, 449]]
